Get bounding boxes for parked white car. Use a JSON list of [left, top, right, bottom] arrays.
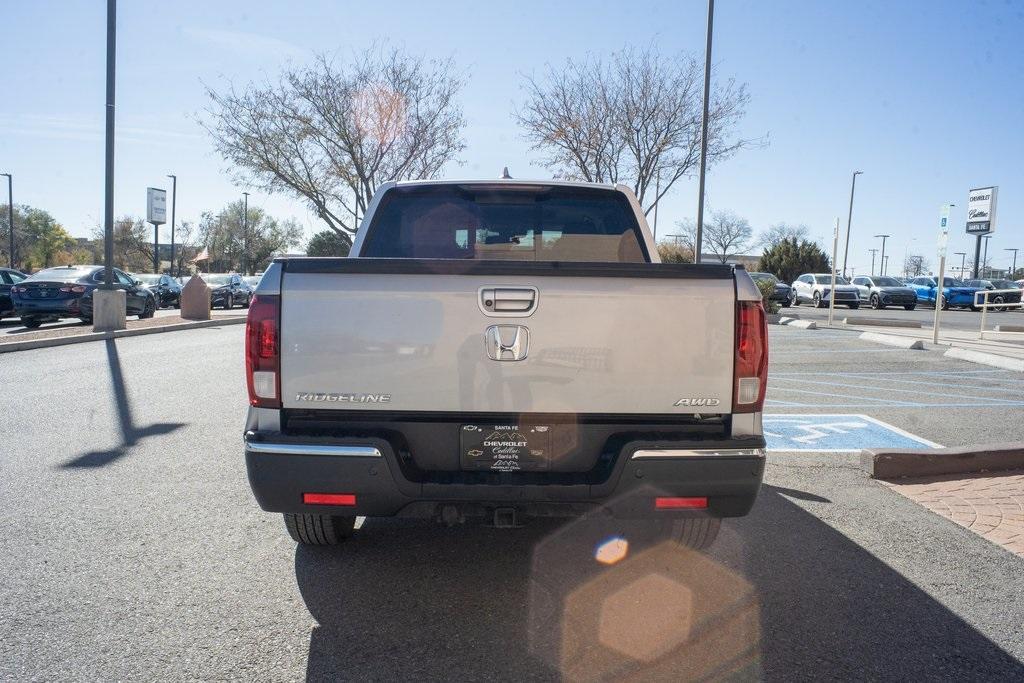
[[789, 273, 860, 309]]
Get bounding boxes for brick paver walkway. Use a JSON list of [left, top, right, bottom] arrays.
[[885, 470, 1024, 557]]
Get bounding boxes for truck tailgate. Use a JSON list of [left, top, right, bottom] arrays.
[[279, 261, 735, 416]]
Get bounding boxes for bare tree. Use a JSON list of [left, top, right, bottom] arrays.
[[758, 222, 810, 249], [516, 48, 754, 215], [675, 211, 753, 263], [202, 45, 467, 243], [903, 253, 929, 278]]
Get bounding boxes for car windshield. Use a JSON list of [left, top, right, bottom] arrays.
[[27, 267, 95, 282], [750, 273, 778, 284], [943, 277, 965, 286], [875, 277, 903, 286], [205, 275, 231, 285], [814, 274, 850, 285]]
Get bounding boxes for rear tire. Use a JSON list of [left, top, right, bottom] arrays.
[[813, 292, 824, 308], [284, 513, 356, 545], [870, 294, 885, 310], [23, 318, 42, 329], [225, 294, 233, 310], [140, 297, 156, 319], [904, 305, 916, 311], [790, 291, 800, 307], [668, 518, 721, 550], [994, 295, 1005, 312]]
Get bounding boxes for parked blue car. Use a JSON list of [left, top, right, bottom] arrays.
[[907, 276, 985, 311]]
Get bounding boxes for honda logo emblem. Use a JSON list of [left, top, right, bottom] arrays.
[[484, 325, 530, 361]]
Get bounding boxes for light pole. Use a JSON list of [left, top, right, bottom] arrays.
[[241, 191, 250, 275], [167, 174, 177, 276], [693, 0, 715, 264], [981, 235, 992, 279], [1007, 248, 1019, 280], [868, 248, 878, 276], [875, 234, 890, 275], [882, 255, 888, 276], [954, 252, 966, 279], [841, 170, 863, 278], [1, 173, 13, 267]]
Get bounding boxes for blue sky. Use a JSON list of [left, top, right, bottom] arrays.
[[2, 0, 1022, 274]]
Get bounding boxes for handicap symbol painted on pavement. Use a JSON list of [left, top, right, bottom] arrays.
[[763, 414, 941, 452]]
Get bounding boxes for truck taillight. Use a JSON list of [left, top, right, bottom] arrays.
[[733, 300, 768, 413], [246, 294, 281, 408]]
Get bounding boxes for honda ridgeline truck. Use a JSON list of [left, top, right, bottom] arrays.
[[243, 179, 768, 549]]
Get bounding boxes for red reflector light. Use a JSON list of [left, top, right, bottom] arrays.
[[655, 496, 708, 510], [303, 493, 357, 506]]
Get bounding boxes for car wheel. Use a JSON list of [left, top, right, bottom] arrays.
[[667, 518, 721, 550], [225, 294, 234, 310], [242, 294, 251, 309], [790, 291, 800, 307], [813, 292, 824, 308], [23, 318, 42, 329], [940, 296, 950, 311], [780, 299, 791, 308], [139, 297, 156, 319], [904, 305, 916, 311], [993, 295, 1005, 312], [870, 294, 885, 309], [284, 513, 355, 545]]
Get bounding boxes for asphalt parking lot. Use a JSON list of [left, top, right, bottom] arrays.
[[1, 326, 1023, 680]]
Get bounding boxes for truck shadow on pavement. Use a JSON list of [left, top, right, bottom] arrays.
[[60, 339, 185, 468], [294, 485, 1024, 681]]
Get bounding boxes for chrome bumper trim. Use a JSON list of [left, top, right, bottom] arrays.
[[632, 447, 766, 460], [245, 442, 382, 458]]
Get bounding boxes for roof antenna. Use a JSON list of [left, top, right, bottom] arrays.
[[500, 167, 512, 179]]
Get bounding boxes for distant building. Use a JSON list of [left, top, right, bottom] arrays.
[[700, 253, 761, 271]]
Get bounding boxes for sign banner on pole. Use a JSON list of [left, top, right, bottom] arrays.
[[147, 187, 167, 225], [966, 186, 997, 235]]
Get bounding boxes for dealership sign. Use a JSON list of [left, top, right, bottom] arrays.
[[147, 187, 167, 225], [966, 186, 997, 234]]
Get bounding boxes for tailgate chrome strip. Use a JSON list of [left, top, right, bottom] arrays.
[[632, 447, 765, 459], [246, 442, 382, 457]]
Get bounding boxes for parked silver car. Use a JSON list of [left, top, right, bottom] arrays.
[[851, 275, 917, 310], [789, 273, 860, 308]]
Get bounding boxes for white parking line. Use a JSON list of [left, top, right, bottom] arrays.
[[772, 376, 1024, 404]]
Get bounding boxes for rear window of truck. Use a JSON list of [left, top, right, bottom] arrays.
[[360, 185, 648, 262]]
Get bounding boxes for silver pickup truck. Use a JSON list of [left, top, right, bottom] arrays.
[[243, 179, 768, 549]]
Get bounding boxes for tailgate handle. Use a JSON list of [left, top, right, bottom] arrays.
[[480, 287, 538, 316]]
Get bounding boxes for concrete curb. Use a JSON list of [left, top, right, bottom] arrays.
[[0, 317, 246, 354], [863, 442, 1024, 479], [786, 319, 817, 330], [859, 331, 925, 350], [843, 317, 922, 329], [943, 347, 1024, 372], [995, 324, 1024, 333]]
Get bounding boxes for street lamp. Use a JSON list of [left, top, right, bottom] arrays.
[[1, 173, 13, 267], [167, 174, 177, 276], [841, 170, 863, 278], [982, 235, 992, 279], [693, 0, 715, 264], [241, 191, 250, 275], [875, 234, 891, 275], [954, 252, 966, 279], [1006, 248, 1019, 280], [868, 248, 878, 276]]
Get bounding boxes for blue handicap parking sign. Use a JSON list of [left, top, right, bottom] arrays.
[[763, 414, 940, 452]]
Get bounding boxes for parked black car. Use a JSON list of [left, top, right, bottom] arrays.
[[851, 275, 918, 310], [0, 267, 29, 320], [134, 273, 182, 308], [205, 273, 253, 309], [749, 272, 792, 307], [963, 279, 1023, 311], [13, 265, 156, 327]]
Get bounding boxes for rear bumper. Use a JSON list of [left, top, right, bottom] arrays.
[[244, 432, 766, 520], [14, 297, 83, 317]]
